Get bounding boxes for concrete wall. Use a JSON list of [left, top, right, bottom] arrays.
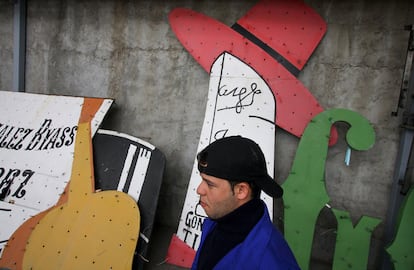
[[1, 0, 413, 268]]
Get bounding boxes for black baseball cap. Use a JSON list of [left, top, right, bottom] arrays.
[[197, 136, 283, 198]]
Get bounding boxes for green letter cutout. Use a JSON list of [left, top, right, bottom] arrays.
[[332, 209, 380, 269], [283, 108, 375, 269], [386, 188, 414, 269]]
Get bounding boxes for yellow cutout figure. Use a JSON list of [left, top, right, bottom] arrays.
[[22, 122, 140, 269]]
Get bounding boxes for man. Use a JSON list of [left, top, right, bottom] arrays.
[[192, 136, 300, 270]]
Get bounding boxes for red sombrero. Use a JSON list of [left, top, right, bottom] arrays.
[[169, 0, 337, 144]]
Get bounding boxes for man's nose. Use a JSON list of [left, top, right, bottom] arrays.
[[196, 181, 205, 195]]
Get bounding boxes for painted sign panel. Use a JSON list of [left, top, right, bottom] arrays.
[[92, 129, 166, 268], [175, 52, 276, 251], [22, 122, 140, 269], [168, 0, 338, 144], [0, 90, 113, 256], [282, 108, 377, 269]]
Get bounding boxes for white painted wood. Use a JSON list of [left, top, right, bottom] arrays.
[[117, 144, 138, 192], [127, 147, 151, 201], [0, 91, 113, 257], [97, 129, 155, 150], [175, 52, 276, 250]]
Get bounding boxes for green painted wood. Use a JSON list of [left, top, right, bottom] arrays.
[[282, 108, 375, 269], [332, 209, 380, 269], [386, 188, 414, 269]]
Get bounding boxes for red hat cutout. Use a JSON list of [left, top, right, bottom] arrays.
[[169, 0, 337, 144], [235, 0, 326, 71]]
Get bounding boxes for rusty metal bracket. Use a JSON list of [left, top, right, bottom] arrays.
[[392, 25, 414, 118]]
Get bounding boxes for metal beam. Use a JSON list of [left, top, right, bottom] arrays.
[[12, 0, 27, 92], [382, 24, 414, 270]]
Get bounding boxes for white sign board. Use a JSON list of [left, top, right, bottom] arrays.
[[176, 52, 276, 250], [0, 91, 113, 255]]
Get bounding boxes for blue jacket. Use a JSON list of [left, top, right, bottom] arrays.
[[192, 203, 300, 269]]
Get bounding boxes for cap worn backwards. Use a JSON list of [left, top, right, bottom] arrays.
[[197, 136, 283, 198]]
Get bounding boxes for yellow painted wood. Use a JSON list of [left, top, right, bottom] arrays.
[[22, 122, 140, 270], [0, 99, 112, 270]]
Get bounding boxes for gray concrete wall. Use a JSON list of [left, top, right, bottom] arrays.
[[1, 0, 413, 268]]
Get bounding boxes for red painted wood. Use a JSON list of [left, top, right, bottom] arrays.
[[166, 234, 196, 268], [168, 6, 337, 144], [237, 0, 327, 70]]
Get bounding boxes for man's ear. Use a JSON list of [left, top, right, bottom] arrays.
[[234, 182, 251, 200]]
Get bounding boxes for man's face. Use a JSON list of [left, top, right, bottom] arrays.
[[196, 173, 240, 219]]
